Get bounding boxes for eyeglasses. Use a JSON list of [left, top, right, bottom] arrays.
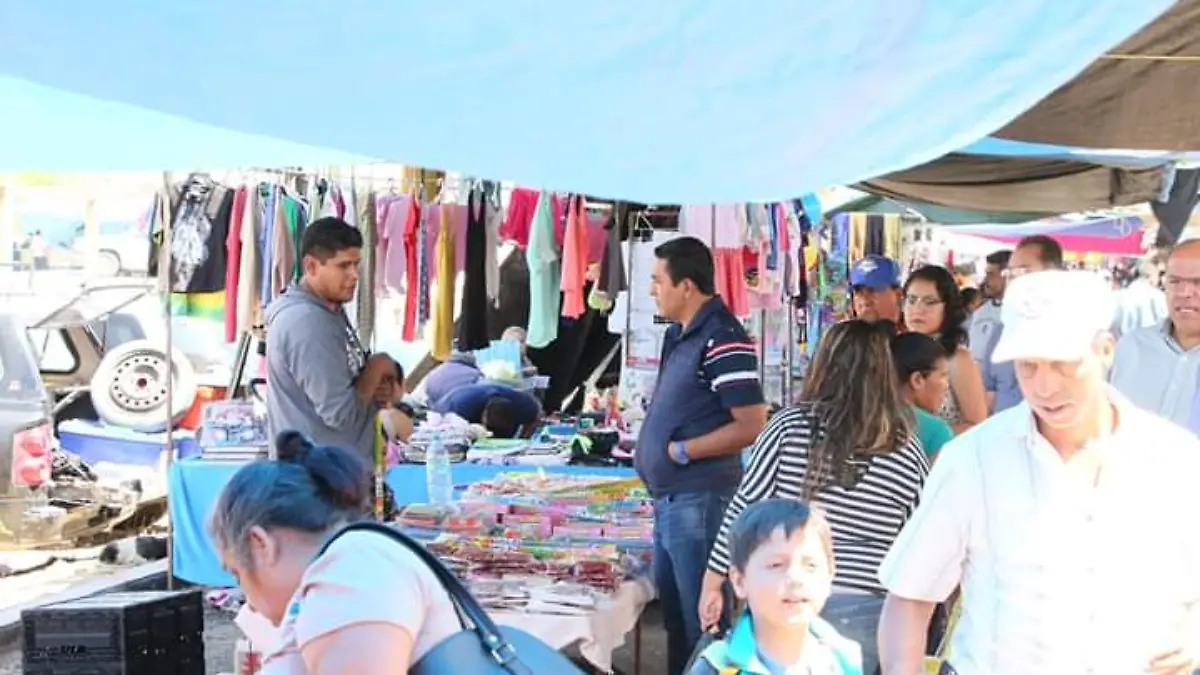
[[904, 295, 944, 308]]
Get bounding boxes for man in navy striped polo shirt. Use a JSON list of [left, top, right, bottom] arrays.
[[636, 236, 768, 674]]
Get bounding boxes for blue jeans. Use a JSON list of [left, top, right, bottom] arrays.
[[820, 592, 885, 675], [653, 490, 734, 675]]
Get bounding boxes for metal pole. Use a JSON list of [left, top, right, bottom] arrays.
[[757, 308, 767, 399], [160, 171, 176, 591], [785, 299, 795, 405]]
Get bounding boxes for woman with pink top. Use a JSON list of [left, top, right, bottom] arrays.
[[209, 432, 459, 674]]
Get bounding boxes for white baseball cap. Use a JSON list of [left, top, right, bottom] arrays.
[[991, 270, 1114, 363]]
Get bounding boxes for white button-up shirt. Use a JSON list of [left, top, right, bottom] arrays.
[[1110, 322, 1200, 433], [878, 395, 1200, 675]]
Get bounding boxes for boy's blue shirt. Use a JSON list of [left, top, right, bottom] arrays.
[[695, 611, 863, 674]]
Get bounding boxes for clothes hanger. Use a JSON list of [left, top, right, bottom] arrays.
[[632, 211, 654, 242]]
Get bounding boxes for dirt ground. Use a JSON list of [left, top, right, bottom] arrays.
[[0, 595, 667, 674], [0, 548, 122, 612]]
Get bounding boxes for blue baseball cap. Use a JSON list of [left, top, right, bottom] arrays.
[[849, 255, 901, 290]]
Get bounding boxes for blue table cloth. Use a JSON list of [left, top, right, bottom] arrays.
[[168, 458, 636, 586]]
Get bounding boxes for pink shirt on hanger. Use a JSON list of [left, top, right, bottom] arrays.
[[560, 196, 590, 319], [376, 194, 412, 292], [680, 204, 745, 248]]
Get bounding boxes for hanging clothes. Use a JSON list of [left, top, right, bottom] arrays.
[[376, 192, 411, 292], [429, 205, 455, 360], [224, 185, 247, 342], [422, 204, 469, 282], [847, 213, 868, 262], [500, 187, 540, 246], [560, 195, 590, 319], [357, 190, 377, 347], [289, 196, 309, 282], [401, 196, 422, 342], [483, 183, 501, 303], [587, 204, 628, 313], [269, 191, 294, 301], [525, 192, 561, 348], [714, 249, 751, 317], [317, 179, 340, 219], [864, 214, 886, 256], [149, 173, 235, 294], [884, 214, 903, 259], [236, 185, 262, 334], [342, 184, 361, 332], [678, 204, 744, 248], [259, 185, 278, 311], [416, 195, 432, 327], [457, 188, 490, 350]]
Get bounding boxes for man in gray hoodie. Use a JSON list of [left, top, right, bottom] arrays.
[[264, 217, 394, 461]]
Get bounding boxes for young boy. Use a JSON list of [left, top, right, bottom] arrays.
[[690, 499, 862, 675]]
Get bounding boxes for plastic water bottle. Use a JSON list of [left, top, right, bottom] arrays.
[[425, 431, 454, 505]]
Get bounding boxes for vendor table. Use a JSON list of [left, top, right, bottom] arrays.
[[494, 577, 652, 673], [237, 577, 652, 674], [168, 458, 637, 586]]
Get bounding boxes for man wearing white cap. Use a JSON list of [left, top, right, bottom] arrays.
[[876, 270, 1200, 675]]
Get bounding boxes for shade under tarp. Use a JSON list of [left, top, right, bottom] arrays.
[[997, 0, 1200, 150], [0, 1, 1176, 202], [828, 193, 1047, 225], [857, 154, 1166, 214]]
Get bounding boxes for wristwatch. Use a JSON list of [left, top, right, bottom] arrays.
[[669, 441, 691, 465]]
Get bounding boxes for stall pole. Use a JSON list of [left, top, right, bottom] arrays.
[[784, 298, 795, 405], [160, 171, 176, 591], [709, 204, 716, 249], [757, 308, 767, 394], [622, 211, 635, 370]]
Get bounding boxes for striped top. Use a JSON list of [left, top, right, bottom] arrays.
[[707, 404, 930, 595], [700, 328, 763, 408]]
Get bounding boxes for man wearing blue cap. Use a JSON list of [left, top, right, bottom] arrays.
[[850, 255, 903, 326]]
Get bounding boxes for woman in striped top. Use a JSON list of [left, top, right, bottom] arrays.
[[698, 320, 929, 675]]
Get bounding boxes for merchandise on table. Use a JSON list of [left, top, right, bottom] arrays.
[[391, 471, 655, 612], [197, 401, 270, 462], [462, 471, 648, 499], [426, 535, 622, 592], [395, 498, 652, 543]]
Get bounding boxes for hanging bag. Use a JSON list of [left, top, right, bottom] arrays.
[[316, 522, 586, 675]]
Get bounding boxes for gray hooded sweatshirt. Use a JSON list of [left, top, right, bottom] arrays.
[[264, 283, 376, 461]]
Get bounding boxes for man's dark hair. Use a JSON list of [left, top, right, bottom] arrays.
[[301, 217, 363, 262], [481, 397, 519, 438], [960, 287, 980, 307], [728, 498, 833, 573], [1015, 235, 1065, 269], [985, 250, 1012, 267], [653, 236, 715, 295]]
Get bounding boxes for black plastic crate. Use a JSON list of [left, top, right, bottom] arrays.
[[22, 589, 205, 675]]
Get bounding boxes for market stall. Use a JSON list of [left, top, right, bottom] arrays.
[[230, 471, 655, 673], [169, 462, 636, 586]]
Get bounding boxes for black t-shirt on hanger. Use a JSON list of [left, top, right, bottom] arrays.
[[149, 175, 235, 294]]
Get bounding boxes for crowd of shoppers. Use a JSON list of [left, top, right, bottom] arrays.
[[212, 224, 1198, 675]]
